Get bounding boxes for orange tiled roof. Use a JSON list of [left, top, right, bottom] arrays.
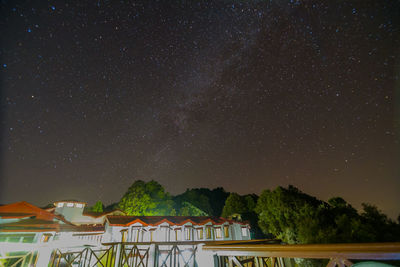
[[0, 202, 106, 233], [83, 209, 126, 218], [0, 218, 60, 232], [0, 201, 57, 220], [106, 216, 247, 227], [0, 218, 105, 233]]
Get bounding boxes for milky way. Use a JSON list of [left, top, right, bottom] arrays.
[[1, 0, 399, 218]]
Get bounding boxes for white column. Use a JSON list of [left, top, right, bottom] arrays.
[[36, 246, 53, 267], [147, 244, 157, 267], [113, 243, 122, 267], [196, 243, 215, 267]]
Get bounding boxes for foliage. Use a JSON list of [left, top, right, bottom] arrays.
[[117, 180, 175, 216], [104, 202, 118, 212], [221, 193, 247, 218], [91, 201, 104, 212], [256, 185, 400, 245], [173, 189, 213, 215], [178, 201, 209, 216], [256, 185, 326, 244], [221, 193, 265, 238], [174, 187, 229, 216]]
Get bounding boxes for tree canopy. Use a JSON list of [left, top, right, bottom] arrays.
[[221, 193, 248, 219], [255, 185, 400, 244], [113, 180, 399, 245], [117, 180, 175, 216], [90, 201, 104, 213], [178, 201, 209, 216], [173, 189, 213, 215]]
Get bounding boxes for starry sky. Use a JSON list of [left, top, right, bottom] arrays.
[[1, 0, 399, 218]]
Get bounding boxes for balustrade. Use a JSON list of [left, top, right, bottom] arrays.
[[0, 241, 399, 267]]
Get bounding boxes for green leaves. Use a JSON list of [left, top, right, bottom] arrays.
[[255, 185, 400, 244], [178, 201, 209, 216], [221, 193, 248, 218], [117, 180, 175, 216], [91, 201, 104, 212]]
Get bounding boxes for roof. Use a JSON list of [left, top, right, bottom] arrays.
[[106, 216, 248, 227], [0, 218, 105, 233], [0, 218, 61, 232], [0, 202, 106, 233], [53, 200, 87, 205], [83, 209, 126, 218], [0, 201, 58, 220]]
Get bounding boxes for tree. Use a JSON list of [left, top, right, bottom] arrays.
[[117, 180, 175, 216], [221, 193, 247, 219], [91, 201, 104, 213], [360, 203, 400, 242], [173, 189, 213, 215], [256, 186, 400, 246], [173, 187, 230, 216], [255, 185, 327, 244], [178, 201, 209, 216]]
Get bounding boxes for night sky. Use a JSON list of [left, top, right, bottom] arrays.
[[1, 1, 399, 218]]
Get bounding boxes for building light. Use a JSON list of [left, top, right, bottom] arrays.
[[185, 228, 191, 240], [215, 227, 222, 239], [206, 227, 212, 239], [196, 228, 203, 239], [76, 203, 83, 208], [66, 203, 74, 207], [241, 227, 248, 237], [57, 202, 64, 207], [175, 229, 181, 241], [224, 225, 230, 238], [41, 234, 51, 243]]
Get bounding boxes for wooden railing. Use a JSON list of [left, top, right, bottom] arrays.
[[1, 241, 399, 266], [202, 242, 400, 267]]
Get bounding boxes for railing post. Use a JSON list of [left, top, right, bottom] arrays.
[[36, 246, 53, 267], [196, 243, 215, 267], [114, 243, 122, 267], [147, 243, 157, 267]]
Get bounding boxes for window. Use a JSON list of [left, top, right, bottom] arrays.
[[206, 227, 212, 239], [57, 202, 64, 207], [121, 230, 128, 242], [215, 227, 222, 239], [67, 202, 74, 207], [241, 227, 248, 237], [76, 203, 83, 208], [185, 228, 191, 240], [224, 225, 230, 238], [0, 234, 31, 243], [22, 235, 35, 243], [41, 234, 51, 243], [150, 230, 155, 242], [132, 228, 140, 242], [196, 228, 203, 239], [160, 227, 168, 241], [175, 229, 181, 241]]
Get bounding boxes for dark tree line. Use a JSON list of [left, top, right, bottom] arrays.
[[89, 180, 400, 243]]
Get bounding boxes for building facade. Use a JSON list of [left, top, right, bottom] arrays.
[[104, 216, 251, 243], [1, 200, 251, 246]]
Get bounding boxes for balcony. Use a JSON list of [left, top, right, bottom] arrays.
[[1, 240, 399, 266]]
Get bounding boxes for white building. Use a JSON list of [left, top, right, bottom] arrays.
[[104, 216, 251, 243], [1, 201, 251, 247]]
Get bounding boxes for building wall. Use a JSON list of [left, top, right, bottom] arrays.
[[104, 221, 250, 243]]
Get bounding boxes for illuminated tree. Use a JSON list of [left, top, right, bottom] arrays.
[[221, 193, 247, 219], [178, 201, 208, 216], [91, 201, 104, 212], [117, 180, 175, 216]]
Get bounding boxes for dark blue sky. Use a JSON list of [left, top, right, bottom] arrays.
[[1, 0, 399, 218]]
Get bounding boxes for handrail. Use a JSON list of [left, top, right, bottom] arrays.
[[202, 242, 400, 260], [101, 239, 280, 246]]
